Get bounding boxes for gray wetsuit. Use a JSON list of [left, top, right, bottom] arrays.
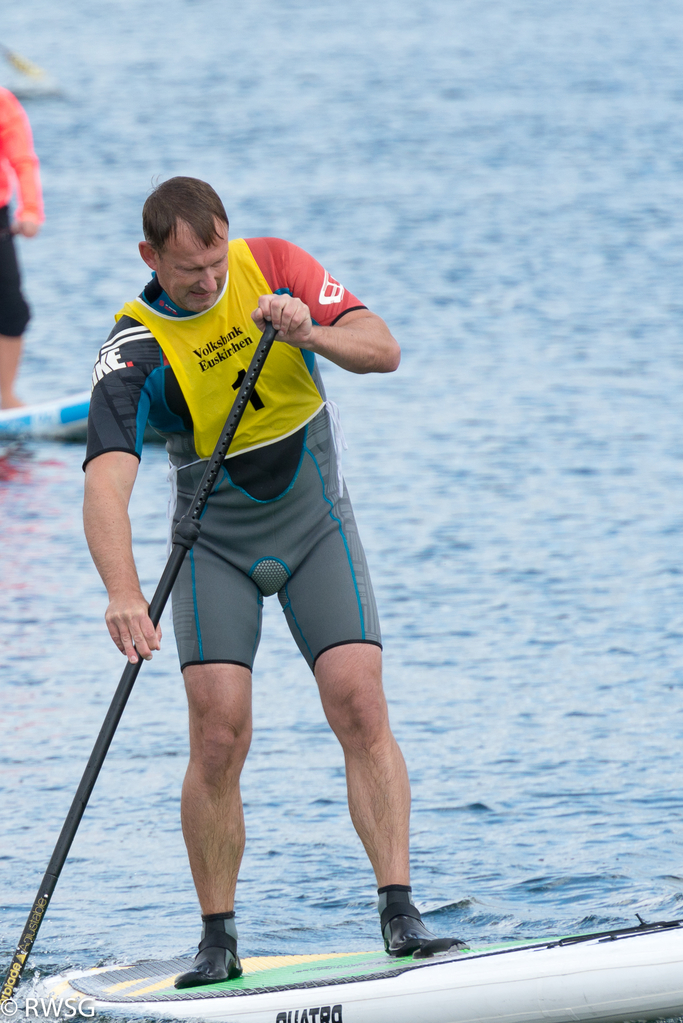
[[170, 406, 381, 671], [85, 253, 383, 675]]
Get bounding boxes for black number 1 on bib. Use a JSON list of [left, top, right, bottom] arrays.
[[232, 369, 264, 410]]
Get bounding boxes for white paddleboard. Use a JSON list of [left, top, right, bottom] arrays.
[[0, 392, 90, 440], [40, 920, 683, 1023]]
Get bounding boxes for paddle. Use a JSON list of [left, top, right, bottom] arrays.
[[0, 321, 277, 1007], [1, 44, 48, 80]]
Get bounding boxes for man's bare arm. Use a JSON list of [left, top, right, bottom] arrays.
[[252, 299, 400, 374], [83, 451, 161, 663]]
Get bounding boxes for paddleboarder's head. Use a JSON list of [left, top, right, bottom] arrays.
[[139, 177, 229, 313]]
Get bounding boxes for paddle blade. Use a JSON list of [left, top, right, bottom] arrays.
[[2, 47, 46, 79]]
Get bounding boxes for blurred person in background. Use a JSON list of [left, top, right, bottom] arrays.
[[0, 85, 43, 409]]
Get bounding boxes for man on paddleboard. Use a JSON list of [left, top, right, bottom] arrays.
[[83, 177, 466, 987]]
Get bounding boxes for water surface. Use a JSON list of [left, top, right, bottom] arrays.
[[2, 0, 683, 1016]]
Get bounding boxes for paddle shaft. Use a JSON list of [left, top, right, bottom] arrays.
[[1, 323, 277, 1005]]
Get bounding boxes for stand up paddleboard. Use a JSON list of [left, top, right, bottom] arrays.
[[43, 919, 683, 1023], [0, 392, 90, 440], [0, 392, 164, 443]]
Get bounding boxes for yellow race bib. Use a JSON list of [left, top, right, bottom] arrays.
[[116, 238, 323, 458]]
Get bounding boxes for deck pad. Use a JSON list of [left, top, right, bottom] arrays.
[[67, 949, 466, 1003]]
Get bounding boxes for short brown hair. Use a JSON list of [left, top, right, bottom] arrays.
[[142, 177, 229, 250]]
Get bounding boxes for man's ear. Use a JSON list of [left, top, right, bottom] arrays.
[[139, 240, 159, 271]]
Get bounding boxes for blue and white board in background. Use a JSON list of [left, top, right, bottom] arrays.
[[0, 391, 91, 441], [41, 920, 683, 1023]]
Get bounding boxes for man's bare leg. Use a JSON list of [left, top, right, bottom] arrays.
[[314, 643, 410, 886], [181, 661, 252, 910], [315, 643, 467, 956], [0, 335, 24, 409], [176, 662, 252, 988]]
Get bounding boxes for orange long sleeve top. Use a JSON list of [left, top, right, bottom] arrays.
[[0, 87, 43, 223]]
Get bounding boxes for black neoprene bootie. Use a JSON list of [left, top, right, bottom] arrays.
[[378, 885, 469, 958], [175, 911, 242, 989]]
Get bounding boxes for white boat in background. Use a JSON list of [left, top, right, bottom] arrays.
[[0, 391, 90, 440]]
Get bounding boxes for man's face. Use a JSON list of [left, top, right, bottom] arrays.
[[139, 218, 229, 313]]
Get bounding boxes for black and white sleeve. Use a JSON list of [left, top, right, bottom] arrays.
[[84, 315, 160, 468]]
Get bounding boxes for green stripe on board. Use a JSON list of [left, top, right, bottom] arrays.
[[67, 923, 683, 1004], [70, 950, 462, 1002]]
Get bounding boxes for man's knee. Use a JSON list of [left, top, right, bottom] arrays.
[[191, 713, 252, 769], [315, 644, 393, 751], [184, 663, 253, 778]]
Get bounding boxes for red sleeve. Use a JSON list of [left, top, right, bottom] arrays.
[[0, 88, 43, 222], [244, 237, 366, 326]]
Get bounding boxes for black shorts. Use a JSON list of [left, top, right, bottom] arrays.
[[0, 206, 30, 337]]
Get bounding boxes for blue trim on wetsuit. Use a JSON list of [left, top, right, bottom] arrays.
[[301, 348, 316, 374], [189, 549, 204, 660], [302, 439, 366, 639], [251, 591, 264, 664], [221, 442, 306, 505], [141, 273, 196, 318], [134, 383, 152, 457], [280, 581, 315, 661], [274, 288, 317, 376], [136, 360, 189, 441]]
